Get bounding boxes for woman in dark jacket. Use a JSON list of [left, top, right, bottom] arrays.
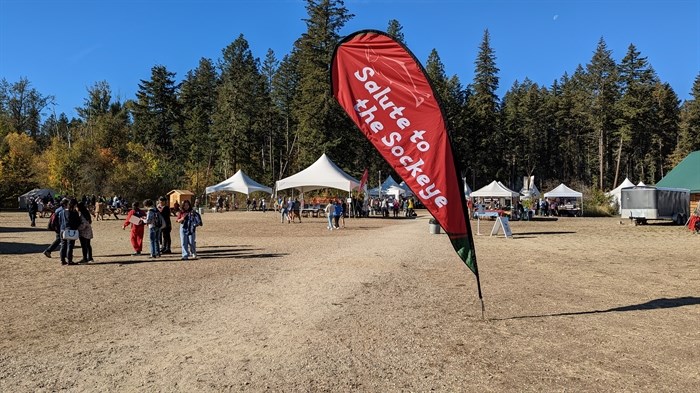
[[60, 198, 82, 265]]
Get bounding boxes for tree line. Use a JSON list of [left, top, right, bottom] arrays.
[[1, 0, 699, 208]]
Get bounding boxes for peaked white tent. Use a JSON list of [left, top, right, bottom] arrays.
[[520, 175, 540, 199], [607, 177, 636, 212], [369, 176, 402, 196], [398, 181, 414, 196], [544, 183, 583, 199], [276, 154, 359, 193], [637, 181, 646, 186], [205, 170, 272, 195], [471, 180, 519, 198]]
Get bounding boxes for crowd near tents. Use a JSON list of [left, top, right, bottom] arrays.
[[18, 188, 57, 210]]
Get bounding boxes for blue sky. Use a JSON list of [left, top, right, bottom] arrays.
[[1, 0, 698, 119]]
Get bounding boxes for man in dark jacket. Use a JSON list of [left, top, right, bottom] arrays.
[[43, 198, 68, 260], [28, 197, 38, 227], [157, 196, 172, 254]]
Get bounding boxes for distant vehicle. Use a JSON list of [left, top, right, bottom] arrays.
[[621, 186, 690, 225]]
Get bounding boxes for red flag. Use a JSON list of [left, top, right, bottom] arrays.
[[358, 168, 369, 193], [331, 31, 481, 293]]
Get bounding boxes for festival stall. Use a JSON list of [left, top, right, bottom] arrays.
[[544, 183, 583, 216], [470, 180, 519, 218], [205, 170, 272, 195]]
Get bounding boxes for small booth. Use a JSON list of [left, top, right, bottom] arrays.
[[544, 183, 583, 216], [167, 190, 195, 211]]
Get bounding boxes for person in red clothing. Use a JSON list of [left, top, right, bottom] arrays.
[[122, 201, 146, 255]]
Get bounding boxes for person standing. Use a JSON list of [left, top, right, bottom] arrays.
[[122, 201, 145, 256], [261, 198, 266, 213], [325, 201, 334, 230], [60, 199, 82, 265], [43, 198, 68, 259], [142, 199, 161, 259], [28, 197, 38, 227], [333, 199, 342, 229], [157, 196, 172, 254], [77, 202, 94, 263], [177, 200, 195, 260]]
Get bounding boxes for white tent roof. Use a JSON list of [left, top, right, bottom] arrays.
[[637, 181, 646, 186], [471, 180, 519, 198], [398, 181, 414, 196], [369, 176, 402, 196], [205, 170, 272, 195], [606, 178, 636, 212], [276, 154, 359, 193], [544, 183, 583, 199], [520, 175, 540, 198]]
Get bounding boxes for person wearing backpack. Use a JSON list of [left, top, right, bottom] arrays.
[[43, 198, 68, 260], [142, 199, 161, 259]]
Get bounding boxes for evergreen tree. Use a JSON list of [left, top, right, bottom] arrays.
[[468, 29, 501, 184], [675, 74, 700, 159], [585, 38, 620, 189], [614, 44, 657, 185], [386, 19, 406, 44], [213, 34, 269, 180], [293, 0, 355, 170], [179, 57, 219, 192], [271, 52, 301, 179], [131, 65, 181, 154]]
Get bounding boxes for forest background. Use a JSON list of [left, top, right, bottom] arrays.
[[1, 0, 699, 209]]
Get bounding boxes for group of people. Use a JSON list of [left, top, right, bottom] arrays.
[[42, 198, 94, 265], [121, 197, 202, 260], [42, 195, 202, 265]]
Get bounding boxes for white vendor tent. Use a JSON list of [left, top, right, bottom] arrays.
[[398, 181, 414, 196], [471, 180, 519, 198], [637, 181, 646, 186], [205, 169, 272, 195], [607, 177, 636, 212], [544, 183, 583, 199], [276, 153, 359, 193], [369, 176, 402, 197]]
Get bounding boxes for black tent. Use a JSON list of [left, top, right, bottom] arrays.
[[18, 188, 57, 210]]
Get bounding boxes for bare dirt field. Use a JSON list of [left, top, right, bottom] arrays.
[[1, 209, 698, 392]]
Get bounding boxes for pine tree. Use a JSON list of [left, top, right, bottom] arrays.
[[293, 0, 355, 170], [468, 29, 501, 184], [213, 34, 268, 179], [585, 38, 620, 189], [179, 57, 219, 192], [131, 65, 181, 154], [386, 19, 406, 45], [675, 74, 700, 159]]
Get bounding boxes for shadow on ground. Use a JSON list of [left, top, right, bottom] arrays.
[[494, 296, 700, 321]]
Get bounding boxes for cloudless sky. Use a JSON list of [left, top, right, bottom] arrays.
[[1, 0, 698, 119]]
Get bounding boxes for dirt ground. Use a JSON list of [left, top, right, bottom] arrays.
[[1, 209, 698, 392]]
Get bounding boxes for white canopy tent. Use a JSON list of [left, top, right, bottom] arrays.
[[637, 181, 646, 186], [275, 154, 359, 194], [471, 180, 520, 199], [398, 181, 414, 196], [606, 177, 636, 213], [544, 183, 583, 199], [544, 183, 584, 216], [205, 169, 272, 195], [368, 176, 402, 197]]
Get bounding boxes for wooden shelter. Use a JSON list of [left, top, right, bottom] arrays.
[[166, 189, 195, 208]]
